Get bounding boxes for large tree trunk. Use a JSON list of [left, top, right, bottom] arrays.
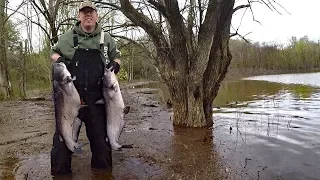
[[0, 0, 9, 99], [168, 77, 206, 127], [202, 0, 234, 126], [119, 0, 235, 127], [170, 0, 234, 127]]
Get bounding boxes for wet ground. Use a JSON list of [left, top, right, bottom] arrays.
[[0, 83, 230, 180]]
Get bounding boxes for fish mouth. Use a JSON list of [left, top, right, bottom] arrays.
[[105, 67, 114, 72], [59, 76, 74, 84], [103, 84, 114, 89], [55, 62, 67, 68]]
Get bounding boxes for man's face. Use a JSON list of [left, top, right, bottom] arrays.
[[78, 7, 98, 28]]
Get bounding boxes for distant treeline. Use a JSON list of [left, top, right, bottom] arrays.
[[229, 36, 320, 71], [5, 34, 320, 99], [120, 35, 320, 81]]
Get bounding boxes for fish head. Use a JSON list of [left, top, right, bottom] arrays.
[[103, 67, 118, 90], [53, 62, 72, 83]]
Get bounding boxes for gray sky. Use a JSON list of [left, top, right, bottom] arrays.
[[233, 0, 319, 45], [8, 0, 319, 46]]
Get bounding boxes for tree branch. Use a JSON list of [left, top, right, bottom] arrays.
[[230, 31, 252, 43], [53, 0, 63, 21], [147, 0, 169, 18], [111, 34, 156, 60], [162, 0, 189, 66], [5, 1, 26, 24], [198, 0, 218, 44], [38, 0, 51, 20], [187, 0, 196, 54], [57, 18, 77, 31], [198, 0, 203, 24], [92, 0, 121, 10], [30, 20, 51, 43], [247, 0, 262, 24], [102, 22, 138, 32], [30, 0, 49, 21], [119, 0, 170, 66], [233, 4, 250, 13]]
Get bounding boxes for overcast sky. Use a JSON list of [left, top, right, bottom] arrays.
[[233, 0, 319, 45], [8, 0, 319, 46]]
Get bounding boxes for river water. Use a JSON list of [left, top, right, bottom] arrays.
[[126, 73, 320, 179], [212, 72, 320, 180]]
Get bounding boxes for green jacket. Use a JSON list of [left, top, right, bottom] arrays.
[[50, 21, 120, 64]]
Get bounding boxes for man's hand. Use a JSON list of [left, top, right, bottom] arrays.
[[56, 56, 65, 63], [106, 61, 120, 74], [51, 53, 65, 63]]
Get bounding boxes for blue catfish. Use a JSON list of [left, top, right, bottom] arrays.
[[52, 62, 82, 152], [102, 67, 130, 151]]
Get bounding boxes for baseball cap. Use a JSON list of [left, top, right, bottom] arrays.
[[79, 1, 97, 11]]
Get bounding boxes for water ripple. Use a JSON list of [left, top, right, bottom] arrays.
[[213, 87, 320, 179]]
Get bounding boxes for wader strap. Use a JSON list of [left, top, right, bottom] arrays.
[[99, 31, 104, 52], [73, 30, 79, 48]]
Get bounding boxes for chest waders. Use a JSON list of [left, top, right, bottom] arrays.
[[51, 30, 112, 176]]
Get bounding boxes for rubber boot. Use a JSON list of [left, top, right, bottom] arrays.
[[50, 132, 72, 175]]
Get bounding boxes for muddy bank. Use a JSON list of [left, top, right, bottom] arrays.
[[0, 83, 233, 180]]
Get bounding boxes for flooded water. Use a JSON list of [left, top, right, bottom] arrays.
[[135, 72, 320, 179], [213, 72, 320, 180]]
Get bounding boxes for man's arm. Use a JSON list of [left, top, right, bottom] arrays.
[[50, 34, 66, 63], [104, 33, 122, 73], [105, 32, 121, 62]]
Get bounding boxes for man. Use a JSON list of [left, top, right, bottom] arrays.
[[50, 1, 121, 175]]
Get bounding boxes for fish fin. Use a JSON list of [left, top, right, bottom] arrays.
[[58, 135, 63, 141], [73, 142, 89, 154], [112, 146, 122, 151], [105, 137, 109, 142], [72, 117, 82, 142], [121, 144, 133, 149], [111, 143, 123, 151], [72, 76, 77, 81], [123, 106, 130, 114], [73, 147, 83, 154]]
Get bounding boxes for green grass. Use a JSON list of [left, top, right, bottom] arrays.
[[287, 85, 316, 98]]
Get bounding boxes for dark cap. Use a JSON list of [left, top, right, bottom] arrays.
[[79, 1, 97, 11]]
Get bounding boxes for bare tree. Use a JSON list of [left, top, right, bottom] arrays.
[[0, 0, 8, 99], [103, 0, 282, 127], [20, 0, 282, 127], [0, 0, 25, 99], [29, 0, 78, 45], [112, 0, 240, 127]]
